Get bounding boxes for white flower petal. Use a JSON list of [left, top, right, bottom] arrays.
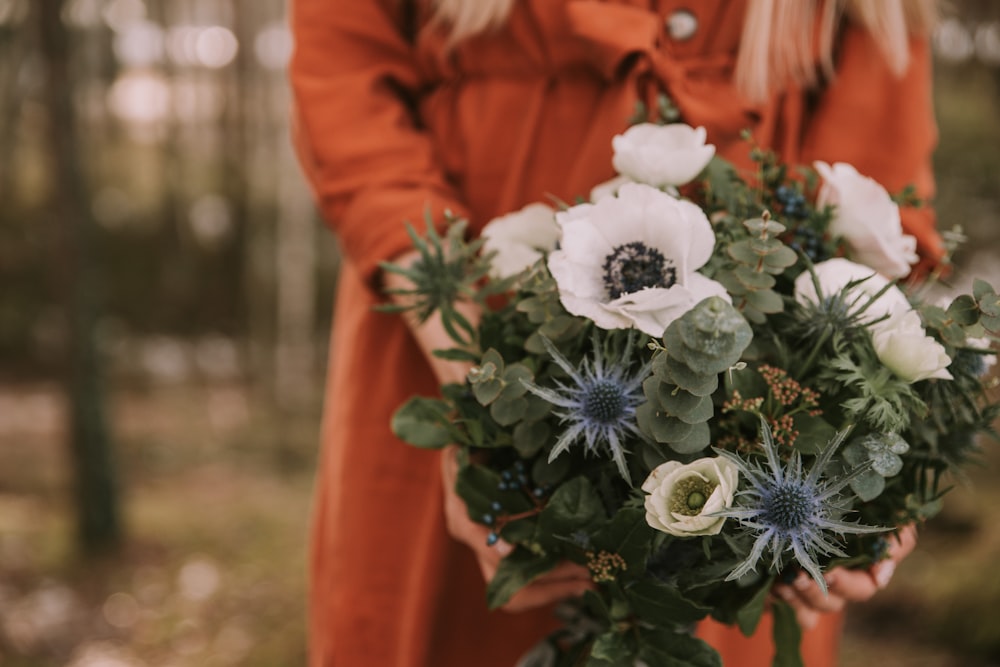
[[612, 123, 716, 187], [814, 161, 918, 278]]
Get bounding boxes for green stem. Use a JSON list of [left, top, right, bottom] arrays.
[[797, 327, 832, 379]]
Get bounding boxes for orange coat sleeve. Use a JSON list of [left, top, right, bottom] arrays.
[[801, 25, 944, 270], [289, 0, 469, 289]]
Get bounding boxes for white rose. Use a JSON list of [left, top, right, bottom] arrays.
[[872, 311, 953, 382], [642, 457, 739, 537], [612, 123, 715, 188], [793, 258, 912, 324], [814, 161, 919, 279], [480, 203, 560, 279], [548, 182, 730, 337]]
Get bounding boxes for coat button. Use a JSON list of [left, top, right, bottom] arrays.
[[666, 9, 698, 41]]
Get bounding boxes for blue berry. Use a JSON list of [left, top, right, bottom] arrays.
[[482, 513, 495, 525], [498, 481, 509, 492], [490, 501, 502, 512], [501, 470, 513, 481], [532, 487, 545, 498], [486, 532, 499, 547]]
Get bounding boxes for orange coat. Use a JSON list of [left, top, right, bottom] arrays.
[[290, 1, 940, 665]]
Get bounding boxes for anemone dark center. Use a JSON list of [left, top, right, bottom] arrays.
[[581, 380, 627, 424], [602, 241, 676, 299], [761, 481, 817, 532]]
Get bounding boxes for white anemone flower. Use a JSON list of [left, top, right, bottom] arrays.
[[480, 203, 560, 279], [814, 161, 919, 279], [548, 182, 730, 337], [612, 123, 715, 188]]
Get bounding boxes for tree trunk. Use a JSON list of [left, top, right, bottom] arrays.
[[37, 0, 122, 553]]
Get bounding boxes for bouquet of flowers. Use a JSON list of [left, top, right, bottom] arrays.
[[382, 119, 1000, 667]]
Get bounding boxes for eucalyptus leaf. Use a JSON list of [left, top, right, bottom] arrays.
[[665, 356, 719, 396], [734, 265, 777, 290], [744, 288, 784, 314], [947, 294, 980, 327], [849, 468, 885, 502], [389, 397, 454, 448], [491, 396, 528, 426], [667, 421, 712, 454]]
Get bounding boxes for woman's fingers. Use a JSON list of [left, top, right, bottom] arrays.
[[770, 524, 921, 628]]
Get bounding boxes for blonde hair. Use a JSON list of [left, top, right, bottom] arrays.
[[428, 0, 938, 101]]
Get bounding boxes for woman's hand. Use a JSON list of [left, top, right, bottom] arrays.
[[771, 524, 918, 629], [441, 446, 595, 612]]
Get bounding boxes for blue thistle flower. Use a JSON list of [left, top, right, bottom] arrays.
[[524, 333, 650, 485], [716, 419, 886, 592]]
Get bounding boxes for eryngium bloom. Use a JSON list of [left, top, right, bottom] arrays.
[[716, 419, 885, 592], [524, 334, 650, 485]]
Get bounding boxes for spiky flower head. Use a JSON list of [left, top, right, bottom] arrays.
[[716, 418, 886, 592], [524, 333, 650, 485]]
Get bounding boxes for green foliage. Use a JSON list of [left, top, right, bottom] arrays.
[[378, 216, 516, 346], [843, 433, 910, 502], [639, 298, 752, 454]]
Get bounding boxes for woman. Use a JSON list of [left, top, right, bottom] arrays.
[[290, 1, 938, 665]]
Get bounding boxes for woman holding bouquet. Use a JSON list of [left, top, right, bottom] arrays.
[[291, 1, 938, 665]]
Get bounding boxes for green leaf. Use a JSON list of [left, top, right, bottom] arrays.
[[947, 294, 980, 327], [744, 288, 784, 314], [626, 578, 711, 626], [638, 405, 694, 444], [513, 420, 550, 458], [490, 396, 527, 426], [736, 580, 773, 636], [667, 421, 711, 454], [660, 386, 714, 425], [771, 601, 804, 667], [589, 631, 632, 663], [790, 414, 836, 455], [849, 468, 886, 502], [456, 464, 533, 522], [389, 397, 454, 448], [432, 348, 482, 362], [593, 507, 651, 570], [665, 356, 719, 396], [538, 477, 606, 537], [734, 265, 777, 290], [486, 549, 559, 609], [499, 364, 533, 401], [761, 245, 798, 271], [637, 627, 721, 667], [470, 349, 506, 405], [728, 240, 763, 266], [532, 454, 572, 488], [973, 279, 995, 302]]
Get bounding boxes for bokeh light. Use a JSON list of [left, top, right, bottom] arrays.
[[113, 20, 165, 68], [934, 18, 976, 63], [254, 22, 293, 71]]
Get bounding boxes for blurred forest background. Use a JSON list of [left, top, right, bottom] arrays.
[[0, 0, 998, 665]]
